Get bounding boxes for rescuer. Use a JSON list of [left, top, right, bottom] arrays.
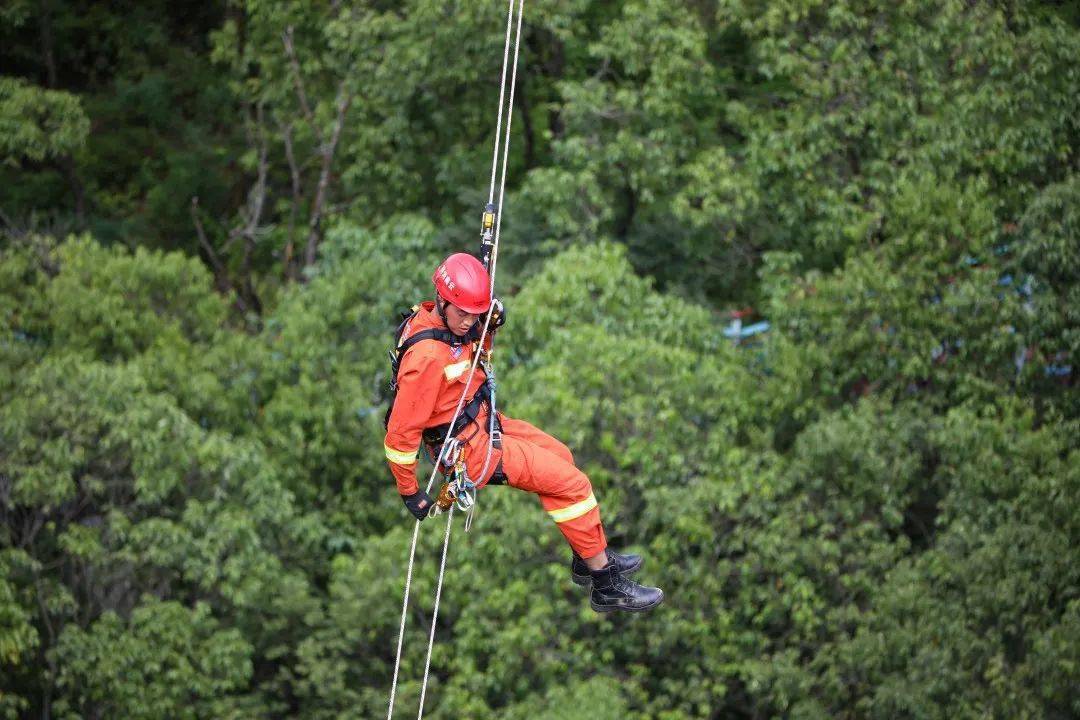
[[383, 253, 664, 613]]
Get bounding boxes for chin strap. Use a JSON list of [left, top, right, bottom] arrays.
[[434, 296, 449, 326]]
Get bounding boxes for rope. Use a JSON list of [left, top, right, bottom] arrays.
[[387, 1, 525, 717], [476, 0, 524, 486], [490, 0, 524, 293], [416, 506, 455, 719], [386, 521, 420, 717], [488, 0, 517, 204]]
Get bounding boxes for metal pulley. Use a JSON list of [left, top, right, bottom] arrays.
[[431, 472, 477, 534], [433, 476, 476, 514], [481, 360, 502, 450], [479, 202, 497, 270], [429, 437, 478, 517]]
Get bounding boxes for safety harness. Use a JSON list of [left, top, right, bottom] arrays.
[[421, 381, 501, 448], [383, 305, 502, 449], [383, 305, 466, 429]]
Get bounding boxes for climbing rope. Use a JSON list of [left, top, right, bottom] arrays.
[[475, 0, 524, 487], [416, 505, 456, 717], [387, 0, 525, 717], [385, 521, 419, 717]]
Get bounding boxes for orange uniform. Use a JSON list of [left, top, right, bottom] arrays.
[[384, 302, 607, 558]]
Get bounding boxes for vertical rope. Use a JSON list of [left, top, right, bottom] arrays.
[[387, 521, 421, 720], [489, 0, 517, 204], [475, 0, 525, 486], [416, 507, 455, 719], [488, 0, 525, 295]]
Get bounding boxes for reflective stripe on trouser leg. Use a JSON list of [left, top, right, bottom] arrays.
[[497, 429, 607, 558], [548, 504, 605, 559], [548, 492, 597, 523]]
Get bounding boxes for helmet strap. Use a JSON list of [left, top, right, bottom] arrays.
[[435, 296, 450, 328], [434, 296, 480, 341]]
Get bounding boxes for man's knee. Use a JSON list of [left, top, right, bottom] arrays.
[[554, 443, 574, 465], [560, 467, 593, 501]]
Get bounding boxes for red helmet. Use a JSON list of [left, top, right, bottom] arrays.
[[432, 253, 491, 314]]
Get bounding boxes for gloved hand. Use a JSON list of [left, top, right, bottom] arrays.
[[466, 298, 505, 341], [401, 490, 435, 521], [490, 298, 506, 330]]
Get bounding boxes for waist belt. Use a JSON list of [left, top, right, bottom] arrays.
[[422, 382, 501, 446]]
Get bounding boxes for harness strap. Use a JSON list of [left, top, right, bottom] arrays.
[[487, 460, 509, 486], [421, 382, 502, 447], [392, 329, 464, 385], [385, 321, 470, 429]]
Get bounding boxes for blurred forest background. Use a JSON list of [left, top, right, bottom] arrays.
[[1, 1, 1078, 718]]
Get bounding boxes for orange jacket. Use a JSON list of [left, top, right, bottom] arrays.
[[383, 302, 491, 495]]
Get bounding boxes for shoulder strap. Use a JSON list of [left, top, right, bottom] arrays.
[[397, 327, 463, 355], [385, 320, 466, 429]]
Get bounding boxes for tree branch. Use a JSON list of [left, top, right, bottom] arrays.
[[34, 572, 57, 720], [280, 120, 303, 279], [281, 122, 304, 212], [40, 0, 86, 228], [230, 103, 270, 244], [38, 0, 58, 88], [191, 197, 233, 286], [192, 197, 255, 314], [282, 26, 324, 145], [303, 83, 353, 269]]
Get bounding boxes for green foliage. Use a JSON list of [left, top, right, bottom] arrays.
[[1017, 174, 1080, 418], [514, 0, 738, 296], [817, 404, 1080, 719], [717, 0, 1080, 256], [0, 236, 329, 718], [53, 600, 253, 720], [2, 2, 1078, 719], [0, 77, 88, 164], [255, 216, 441, 526], [46, 235, 227, 360], [760, 171, 1022, 416]]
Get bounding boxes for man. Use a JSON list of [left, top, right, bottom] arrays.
[[384, 252, 664, 613]]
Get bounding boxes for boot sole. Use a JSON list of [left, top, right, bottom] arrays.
[[571, 559, 644, 587], [590, 589, 664, 613]]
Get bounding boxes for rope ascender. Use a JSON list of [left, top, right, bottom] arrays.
[[387, 1, 525, 717]]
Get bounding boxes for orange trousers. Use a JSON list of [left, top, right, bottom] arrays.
[[448, 411, 607, 558]]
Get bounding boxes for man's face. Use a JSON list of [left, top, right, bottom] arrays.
[[444, 301, 479, 336]]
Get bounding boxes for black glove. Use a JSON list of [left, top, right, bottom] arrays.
[[402, 490, 435, 521], [490, 298, 506, 330]]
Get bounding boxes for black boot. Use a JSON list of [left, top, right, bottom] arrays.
[[571, 549, 643, 586], [589, 564, 664, 613]]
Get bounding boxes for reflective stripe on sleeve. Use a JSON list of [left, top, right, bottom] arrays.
[[384, 443, 419, 465], [547, 492, 598, 523], [444, 360, 470, 381]]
